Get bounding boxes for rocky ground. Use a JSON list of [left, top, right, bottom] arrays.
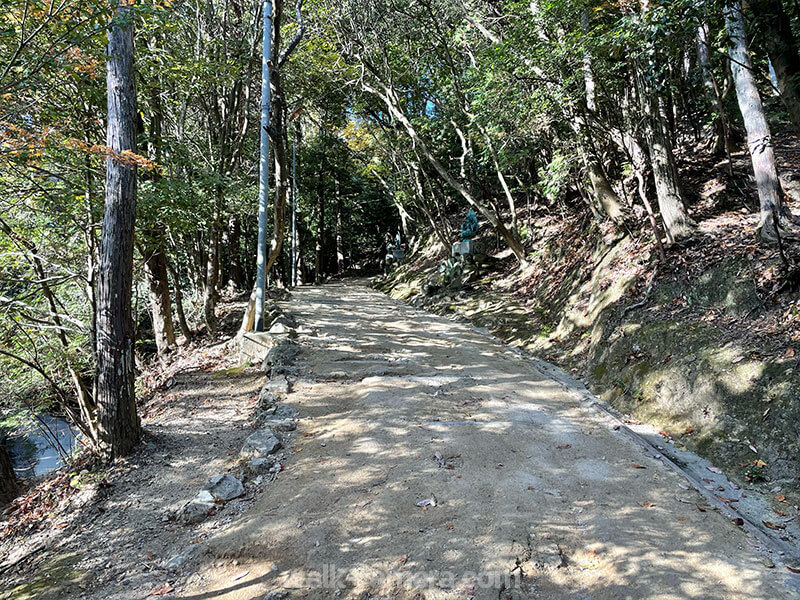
[[4, 281, 800, 599], [0, 305, 293, 600]]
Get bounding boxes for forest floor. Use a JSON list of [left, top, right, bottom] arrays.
[[4, 281, 800, 599], [0, 304, 267, 600]]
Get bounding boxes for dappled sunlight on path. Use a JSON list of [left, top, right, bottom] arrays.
[[185, 281, 796, 600]]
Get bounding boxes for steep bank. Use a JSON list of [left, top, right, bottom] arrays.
[[377, 211, 800, 502]]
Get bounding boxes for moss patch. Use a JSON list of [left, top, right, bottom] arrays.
[[4, 552, 87, 600]]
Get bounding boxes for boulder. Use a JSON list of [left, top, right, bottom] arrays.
[[204, 474, 244, 502], [164, 547, 197, 572], [241, 428, 282, 458], [269, 313, 298, 330], [258, 388, 280, 409], [270, 365, 300, 377]]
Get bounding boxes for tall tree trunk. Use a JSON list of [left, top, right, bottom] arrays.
[[750, 0, 800, 132], [97, 0, 141, 460], [725, 0, 786, 241], [335, 177, 344, 273], [697, 24, 735, 161], [203, 205, 220, 332], [261, 75, 290, 282], [229, 216, 245, 289], [633, 63, 695, 242], [315, 135, 326, 283], [0, 440, 17, 506], [142, 244, 176, 354], [166, 259, 193, 342]]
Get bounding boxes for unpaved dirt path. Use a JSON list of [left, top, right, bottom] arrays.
[[184, 281, 797, 600]]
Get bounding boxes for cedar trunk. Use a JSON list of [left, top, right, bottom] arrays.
[[96, 1, 141, 460], [724, 0, 784, 240], [143, 244, 176, 354], [635, 69, 694, 242]]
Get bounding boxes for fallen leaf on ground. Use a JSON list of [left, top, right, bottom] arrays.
[[715, 494, 737, 504], [776, 494, 786, 502], [763, 521, 786, 530], [231, 571, 249, 581], [152, 586, 174, 596], [556, 444, 571, 449], [707, 466, 722, 474], [632, 464, 647, 469]]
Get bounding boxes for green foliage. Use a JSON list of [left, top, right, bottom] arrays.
[[538, 150, 572, 205]]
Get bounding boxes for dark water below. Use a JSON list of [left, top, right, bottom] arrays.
[[9, 415, 79, 477]]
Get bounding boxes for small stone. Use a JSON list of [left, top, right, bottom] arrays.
[[180, 490, 216, 523], [247, 457, 276, 475], [241, 429, 282, 458], [263, 340, 300, 369], [273, 404, 299, 419], [164, 547, 196, 572], [262, 374, 290, 396], [262, 418, 296, 432], [763, 557, 775, 569]]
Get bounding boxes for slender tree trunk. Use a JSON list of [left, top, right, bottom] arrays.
[[97, 0, 140, 460], [0, 440, 17, 506], [725, 0, 785, 241], [750, 0, 800, 132], [166, 259, 193, 342], [315, 135, 326, 283], [335, 177, 344, 273], [697, 24, 735, 162], [203, 201, 220, 331], [411, 162, 451, 250], [633, 62, 694, 242], [229, 217, 245, 288], [142, 244, 176, 354]]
